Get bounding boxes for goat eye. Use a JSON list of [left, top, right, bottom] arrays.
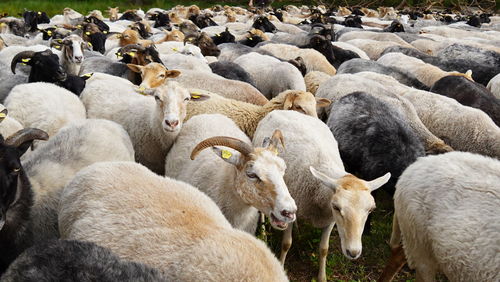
[[184, 97, 190, 101], [154, 96, 160, 101], [246, 172, 258, 180], [12, 167, 20, 173], [159, 74, 165, 78], [332, 205, 341, 212]]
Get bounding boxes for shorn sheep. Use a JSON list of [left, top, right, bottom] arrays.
[[0, 128, 49, 273], [184, 90, 331, 138], [379, 152, 500, 282], [1, 240, 168, 282], [253, 110, 390, 282], [22, 119, 135, 244], [58, 161, 289, 281], [487, 73, 500, 99], [165, 114, 297, 233]]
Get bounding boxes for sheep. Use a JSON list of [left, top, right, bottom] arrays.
[[258, 43, 337, 75], [436, 43, 500, 72], [343, 39, 409, 60], [108, 7, 119, 22], [0, 128, 49, 273], [338, 31, 413, 47], [184, 90, 330, 138], [171, 69, 268, 105], [126, 62, 181, 88], [419, 25, 498, 41], [377, 52, 473, 88], [304, 71, 330, 95], [22, 119, 135, 243], [58, 161, 289, 281], [81, 72, 208, 174], [430, 76, 500, 126], [50, 34, 87, 76], [0, 106, 22, 138], [401, 88, 500, 159], [184, 32, 221, 57], [160, 53, 211, 73], [234, 52, 305, 99], [315, 74, 452, 154], [253, 110, 391, 282], [165, 114, 297, 233], [209, 61, 255, 86], [5, 82, 86, 140], [300, 35, 361, 69], [379, 152, 500, 282], [487, 73, 500, 99], [1, 239, 168, 281], [336, 58, 429, 90], [327, 92, 425, 232]]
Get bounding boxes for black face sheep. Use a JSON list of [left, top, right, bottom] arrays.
[[1, 239, 168, 281], [11, 50, 66, 83], [302, 35, 360, 69], [84, 15, 110, 33], [326, 92, 425, 232], [430, 76, 500, 126], [0, 128, 49, 274], [87, 32, 107, 54], [211, 27, 235, 45], [189, 14, 217, 29], [184, 33, 220, 57], [383, 20, 404, 32], [22, 11, 50, 32], [252, 16, 277, 33], [118, 10, 142, 22], [151, 12, 170, 28], [209, 61, 255, 87]]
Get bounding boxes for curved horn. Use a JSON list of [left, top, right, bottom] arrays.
[[5, 128, 49, 147], [190, 136, 253, 160], [119, 43, 145, 53], [11, 50, 35, 74]]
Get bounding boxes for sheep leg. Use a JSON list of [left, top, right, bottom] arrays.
[[318, 222, 335, 282], [377, 245, 406, 282], [416, 264, 436, 282], [279, 224, 293, 264]]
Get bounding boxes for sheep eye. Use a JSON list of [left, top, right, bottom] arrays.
[[159, 74, 165, 78], [246, 172, 258, 180], [184, 97, 190, 101], [332, 205, 341, 212], [154, 96, 160, 101], [12, 167, 20, 173]]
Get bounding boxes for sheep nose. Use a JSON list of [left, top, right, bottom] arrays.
[[75, 56, 83, 63], [165, 120, 179, 128], [346, 249, 361, 259], [281, 209, 295, 219]]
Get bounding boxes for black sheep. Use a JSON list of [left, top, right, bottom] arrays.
[[209, 61, 256, 87], [252, 16, 277, 33], [0, 128, 49, 274], [430, 76, 500, 126], [211, 27, 235, 45], [22, 11, 50, 32], [383, 20, 404, 32], [151, 12, 170, 28], [1, 240, 168, 281], [119, 11, 142, 22], [327, 92, 425, 232], [55, 73, 93, 96], [337, 58, 429, 90], [301, 35, 359, 69]]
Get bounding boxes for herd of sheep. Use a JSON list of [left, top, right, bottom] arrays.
[[0, 2, 499, 282]]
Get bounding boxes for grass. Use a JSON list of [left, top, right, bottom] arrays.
[[261, 190, 419, 282]]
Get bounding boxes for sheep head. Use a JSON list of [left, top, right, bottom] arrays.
[[127, 63, 180, 89], [281, 90, 331, 118], [310, 167, 390, 260], [190, 130, 297, 231]]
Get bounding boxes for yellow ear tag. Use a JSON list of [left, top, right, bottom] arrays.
[[55, 45, 61, 49], [21, 58, 31, 63], [248, 37, 253, 40], [216, 33, 220, 37], [172, 47, 178, 52], [138, 86, 146, 95], [83, 73, 93, 78], [103, 30, 108, 34], [221, 149, 232, 159], [47, 30, 52, 35], [38, 11, 42, 15], [88, 42, 92, 47], [77, 25, 82, 28], [128, 52, 136, 57], [85, 31, 91, 35], [0, 113, 6, 118]]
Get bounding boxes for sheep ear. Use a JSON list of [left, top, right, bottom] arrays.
[[310, 166, 339, 192], [166, 70, 181, 78], [465, 69, 473, 79], [127, 64, 143, 73], [316, 97, 331, 108], [366, 173, 391, 192], [212, 147, 243, 167], [80, 73, 94, 80], [0, 109, 7, 123], [283, 92, 297, 110], [266, 129, 285, 154], [190, 91, 210, 101]]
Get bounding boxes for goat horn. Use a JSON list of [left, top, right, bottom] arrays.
[[11, 50, 35, 74], [190, 136, 253, 160], [5, 128, 49, 147]]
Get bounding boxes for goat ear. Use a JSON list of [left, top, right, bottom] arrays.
[[212, 147, 243, 167], [310, 166, 339, 192], [366, 173, 391, 192], [127, 63, 143, 73], [316, 97, 331, 108], [166, 70, 181, 78], [0, 109, 7, 122]]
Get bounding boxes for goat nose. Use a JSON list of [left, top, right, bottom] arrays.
[[346, 249, 360, 258], [281, 210, 295, 219], [75, 56, 83, 62], [165, 120, 179, 128]]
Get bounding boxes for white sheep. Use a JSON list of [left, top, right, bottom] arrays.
[[58, 161, 289, 281], [81, 72, 207, 175], [379, 152, 500, 282], [22, 118, 135, 243], [487, 73, 500, 99], [257, 43, 337, 75], [343, 39, 409, 60], [234, 52, 306, 99], [304, 71, 331, 95], [338, 31, 413, 47], [0, 105, 23, 138], [253, 110, 390, 282], [160, 53, 212, 73], [315, 74, 452, 154], [377, 52, 473, 87], [5, 82, 86, 139], [165, 114, 296, 233], [184, 90, 330, 139], [330, 41, 370, 60]]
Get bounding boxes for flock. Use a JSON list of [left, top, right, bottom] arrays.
[[0, 2, 499, 282]]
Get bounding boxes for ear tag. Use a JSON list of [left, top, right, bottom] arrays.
[[103, 30, 108, 34], [221, 149, 232, 159], [21, 58, 31, 63], [0, 113, 6, 118], [172, 47, 178, 52], [128, 51, 136, 57], [85, 31, 91, 35], [83, 73, 93, 78], [190, 91, 201, 99], [88, 42, 92, 47], [248, 37, 253, 40], [77, 24, 82, 28], [47, 30, 52, 35], [216, 33, 220, 37], [55, 45, 61, 49], [38, 11, 42, 15]]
